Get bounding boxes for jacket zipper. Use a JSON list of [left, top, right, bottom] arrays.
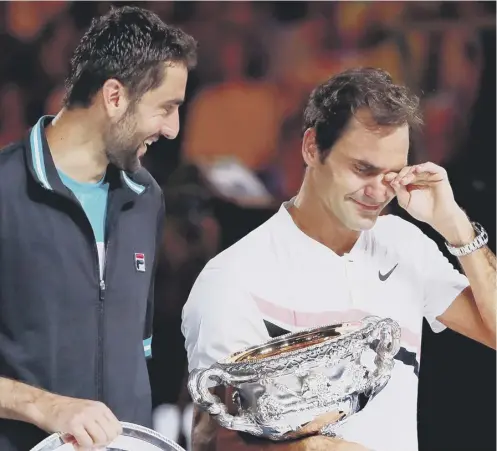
[[41, 181, 141, 403], [50, 188, 108, 403], [97, 235, 112, 402], [97, 250, 105, 402]]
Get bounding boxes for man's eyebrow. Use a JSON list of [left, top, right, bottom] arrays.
[[352, 159, 381, 171], [352, 159, 405, 173], [161, 98, 184, 108]]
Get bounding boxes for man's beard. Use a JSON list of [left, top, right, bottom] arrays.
[[104, 109, 142, 172]]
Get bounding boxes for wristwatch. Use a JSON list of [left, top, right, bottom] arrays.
[[445, 222, 488, 257]]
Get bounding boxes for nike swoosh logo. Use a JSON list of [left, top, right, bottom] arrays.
[[379, 263, 398, 281]]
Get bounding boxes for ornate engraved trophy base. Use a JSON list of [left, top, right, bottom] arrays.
[[188, 316, 400, 441], [29, 422, 186, 451]]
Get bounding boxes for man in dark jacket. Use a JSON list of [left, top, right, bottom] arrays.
[[0, 6, 197, 450]]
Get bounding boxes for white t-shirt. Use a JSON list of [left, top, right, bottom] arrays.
[[182, 203, 469, 451]]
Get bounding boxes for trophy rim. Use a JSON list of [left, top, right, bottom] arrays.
[[223, 319, 366, 364]]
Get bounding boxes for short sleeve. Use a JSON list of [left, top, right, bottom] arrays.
[[419, 232, 470, 333], [181, 266, 267, 372]]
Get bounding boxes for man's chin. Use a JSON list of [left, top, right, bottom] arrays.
[[126, 158, 142, 173], [112, 157, 141, 173], [345, 214, 379, 232]]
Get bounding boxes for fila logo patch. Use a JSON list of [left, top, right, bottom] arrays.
[[135, 253, 146, 272]]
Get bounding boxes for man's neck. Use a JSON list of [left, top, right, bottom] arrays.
[[45, 108, 109, 183], [288, 182, 360, 256]]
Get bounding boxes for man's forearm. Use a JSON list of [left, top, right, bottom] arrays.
[[0, 377, 48, 426], [438, 211, 497, 338], [458, 244, 496, 337]]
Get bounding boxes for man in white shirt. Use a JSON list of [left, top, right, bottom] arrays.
[[182, 67, 496, 451]]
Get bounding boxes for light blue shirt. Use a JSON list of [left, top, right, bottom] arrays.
[[58, 170, 109, 278]]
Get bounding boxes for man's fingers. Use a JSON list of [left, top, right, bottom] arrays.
[[399, 169, 417, 186], [412, 162, 447, 182], [84, 419, 110, 447], [383, 172, 397, 182], [61, 433, 77, 446], [396, 165, 445, 186], [100, 406, 122, 439], [394, 166, 413, 184], [391, 179, 411, 209], [96, 413, 122, 445], [413, 161, 445, 174], [69, 425, 94, 449], [385, 162, 446, 187]]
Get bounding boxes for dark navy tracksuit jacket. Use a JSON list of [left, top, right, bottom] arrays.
[[0, 116, 165, 450]]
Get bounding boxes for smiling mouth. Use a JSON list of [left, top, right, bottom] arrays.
[[138, 137, 159, 157], [143, 137, 159, 147], [351, 199, 382, 211]]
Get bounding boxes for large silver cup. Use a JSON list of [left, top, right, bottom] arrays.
[[188, 316, 400, 440], [29, 422, 186, 451]]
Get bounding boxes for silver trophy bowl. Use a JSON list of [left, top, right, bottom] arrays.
[[188, 316, 400, 440], [29, 422, 186, 451]]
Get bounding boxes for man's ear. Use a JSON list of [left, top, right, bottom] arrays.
[[101, 78, 129, 119], [302, 128, 321, 167]]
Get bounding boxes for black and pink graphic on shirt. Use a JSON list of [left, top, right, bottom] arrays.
[[254, 296, 421, 377]]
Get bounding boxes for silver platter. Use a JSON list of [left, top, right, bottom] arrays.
[[30, 422, 186, 451]]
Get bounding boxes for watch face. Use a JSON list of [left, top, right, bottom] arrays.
[[30, 423, 186, 451]]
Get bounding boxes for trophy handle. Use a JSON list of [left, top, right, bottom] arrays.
[[375, 318, 401, 360], [188, 366, 264, 436], [366, 317, 401, 401]]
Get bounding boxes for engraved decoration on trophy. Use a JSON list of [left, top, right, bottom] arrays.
[[188, 316, 401, 440], [29, 422, 187, 451]]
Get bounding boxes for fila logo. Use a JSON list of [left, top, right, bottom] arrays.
[[135, 253, 146, 272]]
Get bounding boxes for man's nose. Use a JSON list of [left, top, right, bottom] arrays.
[[161, 110, 180, 140], [364, 176, 391, 203]]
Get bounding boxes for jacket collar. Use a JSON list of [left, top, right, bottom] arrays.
[[26, 115, 147, 196]]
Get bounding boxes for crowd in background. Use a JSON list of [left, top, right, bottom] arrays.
[[0, 2, 494, 188], [0, 2, 495, 449]]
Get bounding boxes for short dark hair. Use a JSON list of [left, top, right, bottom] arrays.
[[64, 6, 198, 108], [303, 67, 423, 161]]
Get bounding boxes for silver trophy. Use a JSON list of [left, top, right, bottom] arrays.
[[29, 422, 186, 451], [188, 316, 400, 440]]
